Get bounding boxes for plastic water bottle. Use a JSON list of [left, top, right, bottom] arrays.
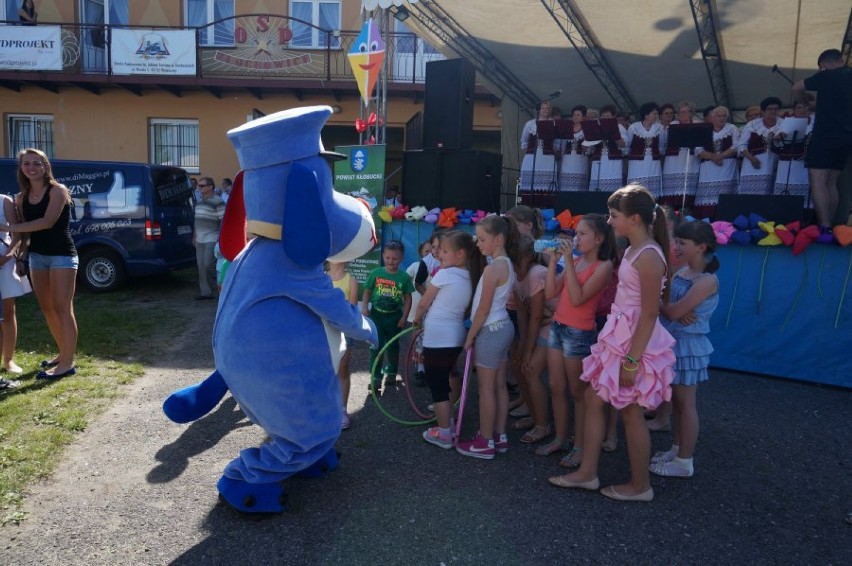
[[534, 239, 559, 253], [572, 235, 584, 257]]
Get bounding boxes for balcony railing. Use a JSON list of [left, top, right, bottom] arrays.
[[0, 15, 445, 85]]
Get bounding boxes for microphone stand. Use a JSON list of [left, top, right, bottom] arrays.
[[681, 147, 692, 212], [771, 64, 794, 85]]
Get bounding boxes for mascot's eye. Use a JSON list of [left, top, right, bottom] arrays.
[[370, 40, 379, 51], [359, 42, 368, 53]]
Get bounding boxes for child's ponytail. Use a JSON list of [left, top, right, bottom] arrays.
[[674, 220, 720, 274], [651, 203, 671, 267], [443, 230, 484, 305], [506, 205, 544, 238], [502, 214, 522, 267]]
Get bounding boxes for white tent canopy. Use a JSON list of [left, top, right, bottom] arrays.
[[402, 0, 850, 117], [395, 0, 850, 197]]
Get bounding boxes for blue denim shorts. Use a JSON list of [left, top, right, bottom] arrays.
[[29, 252, 79, 270], [548, 321, 597, 358]]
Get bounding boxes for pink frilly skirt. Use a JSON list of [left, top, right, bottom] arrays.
[[580, 308, 676, 410]]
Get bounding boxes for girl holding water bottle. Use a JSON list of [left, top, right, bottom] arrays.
[[540, 214, 616, 469]]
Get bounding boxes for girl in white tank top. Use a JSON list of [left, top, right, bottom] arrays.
[[456, 215, 520, 460]]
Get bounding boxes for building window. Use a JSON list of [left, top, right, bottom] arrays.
[[4, 0, 19, 23], [290, 1, 340, 49], [150, 119, 200, 173], [7, 115, 54, 158], [186, 0, 235, 47]]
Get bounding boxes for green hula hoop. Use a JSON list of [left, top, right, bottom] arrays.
[[369, 326, 436, 426]]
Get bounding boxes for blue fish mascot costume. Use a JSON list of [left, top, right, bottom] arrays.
[[163, 106, 378, 513]]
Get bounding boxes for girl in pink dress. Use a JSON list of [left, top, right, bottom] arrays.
[[548, 184, 675, 502]]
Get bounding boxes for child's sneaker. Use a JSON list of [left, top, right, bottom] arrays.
[[422, 427, 453, 449], [493, 433, 508, 454], [649, 457, 694, 477], [456, 431, 495, 460], [384, 374, 397, 388], [369, 380, 381, 394], [650, 448, 677, 464]]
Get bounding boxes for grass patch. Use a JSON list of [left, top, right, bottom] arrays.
[[0, 268, 196, 524]]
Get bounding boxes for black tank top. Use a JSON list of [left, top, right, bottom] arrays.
[[22, 186, 77, 257]]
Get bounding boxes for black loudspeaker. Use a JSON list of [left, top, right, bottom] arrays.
[[403, 150, 502, 210], [402, 150, 441, 207], [423, 59, 475, 150], [554, 191, 612, 215], [405, 111, 423, 151], [716, 194, 804, 225], [441, 150, 502, 211]]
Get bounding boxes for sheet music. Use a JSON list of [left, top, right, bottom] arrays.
[[779, 117, 807, 140]]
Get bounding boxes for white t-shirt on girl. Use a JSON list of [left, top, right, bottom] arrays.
[[406, 261, 422, 323], [423, 266, 471, 348]]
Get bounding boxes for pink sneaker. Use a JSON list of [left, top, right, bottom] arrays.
[[493, 433, 508, 454], [456, 432, 495, 460], [422, 427, 453, 449]]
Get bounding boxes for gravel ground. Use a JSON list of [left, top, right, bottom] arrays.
[[1, 284, 850, 565]]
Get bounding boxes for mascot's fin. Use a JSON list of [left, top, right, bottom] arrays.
[[217, 476, 287, 514], [296, 448, 340, 478], [220, 170, 247, 261], [163, 370, 229, 424], [282, 163, 330, 268]]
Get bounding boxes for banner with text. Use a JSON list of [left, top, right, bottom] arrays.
[[111, 29, 196, 76], [334, 144, 386, 286], [0, 25, 62, 70]]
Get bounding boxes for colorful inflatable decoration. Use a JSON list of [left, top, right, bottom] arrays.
[[348, 18, 385, 106]]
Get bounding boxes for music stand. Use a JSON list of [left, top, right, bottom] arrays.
[[534, 120, 558, 198], [773, 117, 808, 208], [553, 119, 574, 140], [666, 123, 713, 210], [581, 118, 622, 191]]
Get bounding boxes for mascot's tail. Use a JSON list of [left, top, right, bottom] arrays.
[[220, 170, 247, 261], [163, 370, 229, 424]]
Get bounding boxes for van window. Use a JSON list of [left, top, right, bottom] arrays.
[[54, 165, 145, 221], [151, 167, 193, 207]]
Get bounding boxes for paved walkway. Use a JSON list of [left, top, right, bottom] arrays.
[[2, 301, 850, 565]]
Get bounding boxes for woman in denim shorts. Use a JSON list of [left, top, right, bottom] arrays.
[[3, 149, 78, 379]]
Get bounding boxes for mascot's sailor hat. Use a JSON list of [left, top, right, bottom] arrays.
[[221, 106, 376, 267]]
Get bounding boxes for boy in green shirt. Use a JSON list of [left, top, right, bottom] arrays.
[[361, 241, 414, 392]]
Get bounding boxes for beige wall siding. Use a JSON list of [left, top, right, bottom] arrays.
[[2, 88, 500, 184]]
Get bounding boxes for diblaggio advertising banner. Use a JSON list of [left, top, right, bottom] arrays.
[[111, 29, 196, 76]]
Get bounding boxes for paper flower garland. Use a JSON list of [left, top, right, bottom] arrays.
[[438, 207, 459, 228], [390, 204, 409, 219], [711, 221, 734, 245], [377, 205, 394, 223]]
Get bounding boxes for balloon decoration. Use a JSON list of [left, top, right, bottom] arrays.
[[355, 112, 384, 133]]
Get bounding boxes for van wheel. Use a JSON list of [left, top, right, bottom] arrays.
[[80, 249, 125, 292]]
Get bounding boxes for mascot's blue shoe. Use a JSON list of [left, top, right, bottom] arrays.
[[163, 371, 228, 423], [217, 476, 287, 514], [296, 448, 339, 479]]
